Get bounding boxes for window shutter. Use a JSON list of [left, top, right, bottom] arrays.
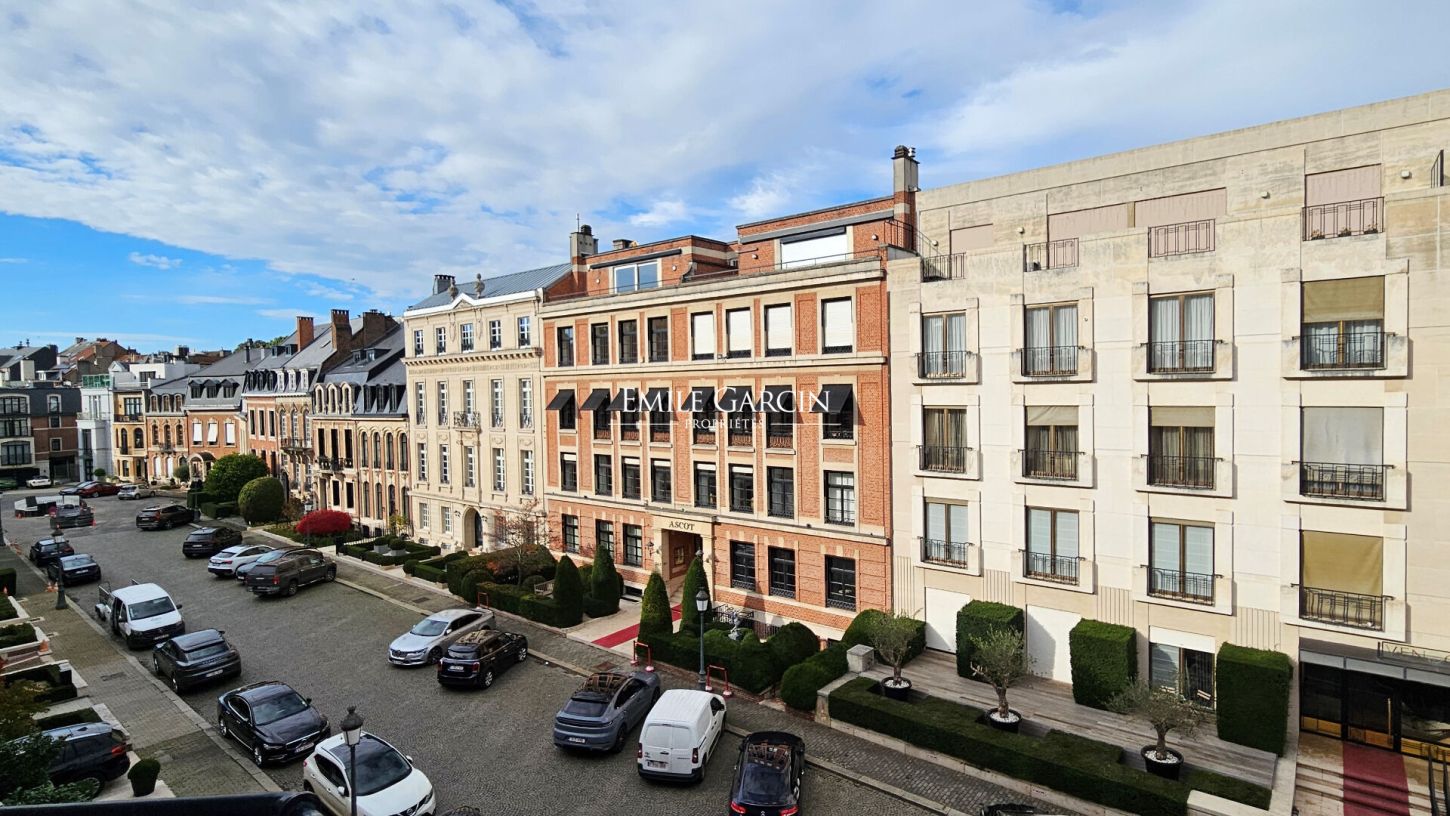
[[765, 304, 792, 350], [780, 231, 849, 268], [1135, 189, 1227, 227], [1301, 531, 1383, 595], [1149, 406, 1214, 427], [822, 299, 854, 349], [1305, 166, 1382, 206], [949, 224, 993, 253], [727, 309, 752, 354], [1301, 407, 1383, 464], [691, 313, 715, 358], [1025, 405, 1078, 426], [1302, 277, 1385, 322]]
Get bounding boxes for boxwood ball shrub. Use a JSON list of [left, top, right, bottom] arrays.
[[956, 601, 1024, 678], [1215, 643, 1293, 755], [766, 622, 820, 668], [1068, 619, 1137, 709], [237, 476, 286, 524], [731, 632, 781, 694], [779, 642, 849, 711]]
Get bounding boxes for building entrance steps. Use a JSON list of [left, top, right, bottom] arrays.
[[859, 649, 1280, 789]]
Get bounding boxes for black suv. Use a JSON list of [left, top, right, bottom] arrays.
[[245, 549, 335, 597], [32, 722, 131, 792], [182, 527, 242, 558], [50, 504, 94, 530], [137, 504, 194, 530], [151, 628, 242, 692], [29, 536, 75, 568], [437, 629, 529, 689], [729, 731, 806, 816], [217, 681, 331, 767]]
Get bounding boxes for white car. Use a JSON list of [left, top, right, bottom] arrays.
[[387, 607, 495, 666], [117, 484, 155, 501], [207, 543, 275, 577], [26, 476, 53, 489], [302, 732, 434, 816]]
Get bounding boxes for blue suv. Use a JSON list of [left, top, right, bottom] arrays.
[[552, 670, 660, 753]]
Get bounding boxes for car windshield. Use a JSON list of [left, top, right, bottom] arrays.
[[738, 763, 793, 804], [562, 696, 608, 718], [127, 597, 175, 619], [186, 532, 213, 541], [255, 550, 287, 563], [181, 642, 230, 662], [409, 618, 449, 637], [252, 691, 310, 725], [61, 555, 94, 567], [348, 737, 411, 797]]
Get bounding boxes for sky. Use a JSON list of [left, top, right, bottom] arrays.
[[1, 0, 1447, 352]]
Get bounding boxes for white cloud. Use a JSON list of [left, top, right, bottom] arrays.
[[628, 199, 689, 228], [0, 257, 26, 264], [302, 282, 355, 301], [256, 308, 308, 321], [128, 251, 182, 270], [176, 294, 268, 305]]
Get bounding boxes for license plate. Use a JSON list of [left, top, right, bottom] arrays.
[[567, 737, 585, 744], [647, 759, 666, 769], [204, 669, 223, 678], [448, 665, 465, 672], [295, 741, 313, 753]]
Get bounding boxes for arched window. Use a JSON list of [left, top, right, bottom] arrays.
[[133, 428, 143, 448], [385, 433, 394, 469], [387, 485, 396, 518], [359, 434, 368, 468], [375, 483, 383, 520], [399, 434, 408, 470], [163, 425, 171, 445], [373, 433, 381, 467], [401, 488, 410, 522], [361, 481, 370, 517], [175, 423, 183, 444]]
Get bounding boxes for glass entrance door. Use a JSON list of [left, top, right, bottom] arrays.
[[1346, 674, 1397, 751]]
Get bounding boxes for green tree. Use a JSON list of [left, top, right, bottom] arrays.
[[0, 734, 97, 803], [91, 467, 106, 480], [638, 572, 672, 638], [679, 556, 711, 631], [552, 555, 583, 626], [970, 627, 1033, 722], [203, 454, 270, 502], [867, 611, 922, 689], [172, 461, 189, 483], [589, 543, 621, 614], [1108, 679, 1209, 762], [237, 476, 285, 524], [0, 680, 45, 742]]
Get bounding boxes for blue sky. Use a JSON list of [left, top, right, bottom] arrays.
[[2, 1, 1448, 351]]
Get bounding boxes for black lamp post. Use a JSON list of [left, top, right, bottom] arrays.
[[695, 588, 709, 690], [340, 706, 364, 816]]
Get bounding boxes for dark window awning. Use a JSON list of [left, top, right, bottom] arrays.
[[808, 384, 854, 414], [761, 385, 795, 413], [643, 388, 671, 412], [545, 389, 575, 412], [580, 389, 612, 412], [717, 387, 755, 414], [608, 388, 639, 412], [684, 386, 715, 413]]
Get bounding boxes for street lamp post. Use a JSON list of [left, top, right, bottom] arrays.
[[340, 706, 364, 816], [695, 588, 709, 690]]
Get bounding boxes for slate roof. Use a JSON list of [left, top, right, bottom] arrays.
[[406, 262, 570, 312]]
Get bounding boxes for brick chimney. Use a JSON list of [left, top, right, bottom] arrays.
[[330, 309, 352, 352], [612, 238, 635, 250], [296, 316, 315, 348], [357, 310, 394, 346], [570, 224, 597, 261], [433, 274, 455, 295]]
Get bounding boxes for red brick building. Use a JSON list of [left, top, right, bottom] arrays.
[[539, 147, 918, 635]]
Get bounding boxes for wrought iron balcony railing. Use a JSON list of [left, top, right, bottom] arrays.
[[1147, 455, 1216, 489], [1299, 586, 1386, 630], [1023, 551, 1080, 584], [1024, 238, 1078, 271], [824, 594, 857, 611], [1303, 197, 1383, 241], [1021, 449, 1079, 481], [921, 537, 969, 569], [280, 437, 312, 452], [919, 445, 971, 474], [1148, 568, 1214, 604], [1148, 219, 1216, 258], [917, 351, 971, 379], [1146, 339, 1217, 374], [1299, 461, 1388, 502], [1300, 328, 1386, 370], [452, 412, 480, 429], [766, 431, 792, 450], [1019, 345, 1080, 377]]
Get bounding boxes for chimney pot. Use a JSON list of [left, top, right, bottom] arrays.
[[296, 316, 315, 348], [612, 239, 636, 250], [433, 274, 455, 295]]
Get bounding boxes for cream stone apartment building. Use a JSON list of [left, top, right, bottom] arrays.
[[890, 90, 1450, 759], [402, 266, 569, 550]]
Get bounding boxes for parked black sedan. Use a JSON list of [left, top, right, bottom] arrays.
[[48, 553, 102, 586], [217, 681, 331, 767], [728, 731, 806, 816], [29, 536, 75, 568], [182, 526, 242, 558], [437, 629, 529, 689], [151, 629, 241, 693], [136, 503, 194, 530]]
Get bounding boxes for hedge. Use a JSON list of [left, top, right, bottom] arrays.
[[3, 663, 77, 704], [780, 642, 848, 711], [679, 557, 710, 631], [199, 501, 237, 519], [411, 563, 447, 584], [1216, 643, 1293, 755], [766, 622, 819, 669], [0, 568, 17, 599], [0, 622, 37, 649], [1069, 619, 1137, 709], [33, 708, 102, 732], [638, 572, 673, 638], [553, 556, 584, 626], [1185, 769, 1273, 809], [956, 601, 1024, 678], [638, 628, 783, 695], [843, 609, 926, 666], [445, 545, 556, 592]]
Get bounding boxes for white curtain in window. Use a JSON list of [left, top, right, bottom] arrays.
[[948, 504, 967, 545], [192, 422, 202, 443], [1026, 308, 1051, 349], [1185, 294, 1215, 369], [946, 314, 966, 353], [1302, 407, 1383, 464], [1054, 511, 1079, 559], [926, 502, 945, 540], [1151, 297, 1180, 371], [1151, 523, 1181, 573], [206, 421, 218, 443], [727, 309, 752, 354], [691, 313, 715, 358], [822, 299, 854, 350], [1345, 319, 1384, 365], [765, 305, 792, 351], [922, 316, 944, 355], [780, 232, 849, 268], [1027, 509, 1052, 554], [1185, 525, 1214, 575]]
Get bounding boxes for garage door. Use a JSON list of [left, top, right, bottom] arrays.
[[923, 587, 971, 652], [1025, 606, 1081, 682]]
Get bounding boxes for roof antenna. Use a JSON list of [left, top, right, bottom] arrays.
[[575, 213, 581, 231]]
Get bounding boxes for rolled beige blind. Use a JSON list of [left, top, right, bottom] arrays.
[[1302, 277, 1385, 322], [1150, 406, 1215, 427], [950, 224, 993, 253], [1301, 531, 1383, 595], [1026, 405, 1077, 426], [1305, 165, 1382, 206], [1135, 189, 1227, 228], [1048, 203, 1129, 240]]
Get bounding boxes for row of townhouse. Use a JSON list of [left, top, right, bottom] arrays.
[[0, 382, 81, 485]]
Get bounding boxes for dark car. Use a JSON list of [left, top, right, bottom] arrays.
[[235, 547, 298, 582], [552, 670, 661, 752], [50, 504, 95, 530], [137, 503, 194, 530], [436, 629, 529, 689], [217, 681, 331, 767], [981, 807, 1054, 816], [49, 553, 102, 586], [58, 481, 95, 496], [76, 482, 122, 498], [245, 549, 335, 597], [729, 731, 806, 816], [30, 722, 131, 791], [182, 526, 242, 558], [29, 536, 75, 567], [151, 628, 242, 693]]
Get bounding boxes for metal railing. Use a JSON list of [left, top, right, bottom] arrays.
[[1019, 345, 1080, 377], [280, 437, 312, 452], [730, 577, 756, 591], [1149, 219, 1216, 258], [1300, 328, 1386, 370], [921, 537, 969, 569], [452, 412, 480, 429], [823, 426, 854, 441], [317, 457, 352, 472], [920, 251, 973, 282], [117, 413, 144, 423], [491, 413, 505, 429], [1428, 743, 1448, 816], [1021, 449, 1078, 481], [1299, 462, 1388, 501], [1147, 455, 1216, 489], [650, 428, 670, 443], [436, 414, 450, 429], [1023, 551, 1079, 584], [769, 584, 796, 600], [918, 351, 971, 379], [693, 428, 716, 445], [1024, 238, 1078, 271], [519, 413, 534, 430], [1148, 568, 1215, 604], [1303, 197, 1383, 240], [1146, 340, 1217, 374], [919, 445, 971, 474], [1300, 586, 1387, 630], [766, 431, 793, 450], [825, 594, 857, 611], [728, 431, 753, 447], [620, 426, 640, 442], [593, 425, 611, 441]]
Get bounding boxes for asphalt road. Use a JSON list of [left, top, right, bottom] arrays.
[[7, 493, 934, 815]]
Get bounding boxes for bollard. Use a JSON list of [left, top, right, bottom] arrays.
[[54, 583, 66, 610]]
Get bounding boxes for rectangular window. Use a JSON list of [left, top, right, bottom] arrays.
[[1149, 520, 1215, 603], [921, 407, 968, 473], [649, 406, 670, 443], [1148, 407, 1215, 488], [1024, 406, 1079, 480], [768, 547, 796, 598], [460, 323, 475, 352], [648, 316, 669, 362], [821, 297, 854, 354], [824, 471, 856, 524], [591, 323, 610, 365], [730, 541, 756, 591], [518, 379, 534, 428], [924, 500, 969, 566], [415, 382, 426, 424], [562, 515, 579, 553], [1300, 407, 1385, 500], [1023, 303, 1078, 376], [618, 390, 639, 442], [920, 313, 968, 378], [1150, 644, 1216, 708], [594, 454, 613, 496], [438, 444, 450, 484], [556, 389, 576, 431], [1025, 507, 1080, 583], [1148, 292, 1215, 373], [463, 380, 475, 415], [694, 463, 717, 508], [489, 319, 502, 350], [767, 467, 794, 518], [1301, 277, 1386, 370], [417, 443, 427, 480], [651, 459, 671, 503], [192, 421, 202, 443], [726, 308, 752, 358], [692, 390, 716, 445], [781, 230, 849, 268], [621, 457, 641, 500], [493, 448, 506, 492], [435, 326, 447, 354], [491, 379, 504, 428], [413, 330, 424, 355], [825, 556, 857, 610], [464, 446, 476, 487], [559, 453, 577, 492], [728, 465, 754, 513], [419, 503, 430, 530], [521, 450, 535, 496], [207, 421, 218, 443], [440, 505, 452, 534], [764, 387, 794, 449], [618, 319, 639, 364], [764, 304, 793, 357], [517, 316, 532, 347], [623, 525, 643, 567], [594, 520, 615, 559], [691, 312, 715, 360], [822, 389, 854, 441], [436, 382, 448, 425], [224, 422, 236, 445], [556, 326, 575, 367], [613, 260, 660, 293]]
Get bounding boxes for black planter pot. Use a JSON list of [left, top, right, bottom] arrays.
[[986, 709, 1022, 733], [130, 776, 157, 797], [881, 677, 912, 701], [1140, 745, 1184, 780]]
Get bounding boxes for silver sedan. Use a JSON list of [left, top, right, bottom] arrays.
[[387, 607, 495, 666]]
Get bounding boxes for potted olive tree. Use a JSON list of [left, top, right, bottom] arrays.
[[970, 627, 1033, 732], [128, 757, 161, 797], [867, 611, 920, 701], [1108, 680, 1208, 780]]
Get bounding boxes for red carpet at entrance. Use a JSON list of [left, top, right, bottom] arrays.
[[1341, 743, 1410, 816], [592, 604, 681, 648]]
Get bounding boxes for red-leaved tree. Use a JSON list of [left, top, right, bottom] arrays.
[[295, 509, 352, 537]]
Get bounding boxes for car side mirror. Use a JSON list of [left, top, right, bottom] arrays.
[[335, 785, 347, 798], [304, 697, 312, 705]]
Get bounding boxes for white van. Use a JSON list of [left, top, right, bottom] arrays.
[[636, 689, 726, 783]]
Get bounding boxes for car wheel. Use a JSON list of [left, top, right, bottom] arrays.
[[428, 647, 441, 665], [611, 729, 627, 753], [324, 567, 336, 582], [217, 715, 229, 740], [518, 646, 528, 663], [482, 669, 495, 689], [78, 773, 104, 799], [285, 581, 298, 597], [252, 744, 265, 767], [152, 656, 161, 676], [170, 672, 182, 693]]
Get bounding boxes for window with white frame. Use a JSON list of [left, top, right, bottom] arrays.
[[726, 308, 752, 358], [206, 421, 219, 444], [521, 449, 535, 496], [489, 319, 502, 350], [441, 505, 452, 534], [413, 330, 424, 355], [460, 322, 475, 351], [438, 444, 450, 484], [463, 380, 475, 416], [613, 260, 660, 293], [491, 380, 504, 428], [493, 448, 506, 492], [414, 382, 425, 424], [517, 316, 532, 347], [764, 304, 792, 357], [691, 312, 715, 360], [192, 421, 202, 443], [824, 471, 855, 524], [435, 326, 447, 354], [464, 446, 476, 487], [519, 379, 533, 427], [821, 298, 854, 353], [419, 502, 430, 529], [780, 228, 849, 268], [417, 443, 427, 480], [436, 382, 448, 425]]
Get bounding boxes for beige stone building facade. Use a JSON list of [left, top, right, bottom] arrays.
[[890, 90, 1450, 758]]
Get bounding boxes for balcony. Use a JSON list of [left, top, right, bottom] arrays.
[[1303, 198, 1383, 241], [919, 445, 972, 475], [650, 428, 670, 444], [1023, 238, 1078, 272], [766, 430, 792, 450], [1147, 455, 1216, 490], [920, 251, 974, 282], [921, 537, 969, 569], [1145, 340, 1217, 375], [1148, 568, 1215, 605], [519, 413, 534, 430], [1018, 346, 1079, 377], [1299, 462, 1388, 502], [727, 430, 753, 448], [1299, 586, 1386, 630], [917, 351, 972, 380], [1023, 551, 1079, 585], [452, 412, 480, 430], [1021, 449, 1078, 481], [1148, 219, 1216, 258], [317, 457, 353, 472], [1300, 328, 1386, 371], [621, 426, 640, 442], [158, 443, 176, 453], [280, 437, 312, 453], [117, 413, 143, 423], [436, 414, 450, 429], [491, 413, 505, 430]]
